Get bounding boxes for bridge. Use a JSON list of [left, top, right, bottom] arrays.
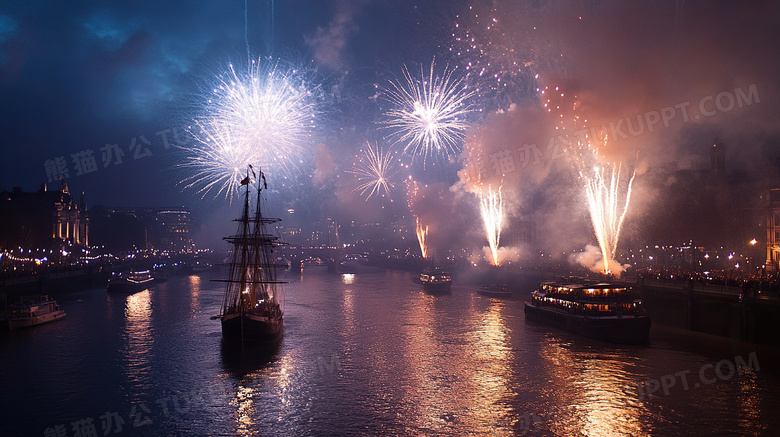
[[274, 245, 342, 271]]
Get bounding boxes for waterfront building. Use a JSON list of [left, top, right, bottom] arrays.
[[0, 181, 88, 250], [765, 188, 780, 271], [90, 206, 195, 253], [153, 208, 195, 252]]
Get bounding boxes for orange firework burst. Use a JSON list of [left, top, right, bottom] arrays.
[[416, 217, 429, 259]]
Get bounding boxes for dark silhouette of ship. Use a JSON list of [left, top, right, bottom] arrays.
[[214, 166, 285, 349]]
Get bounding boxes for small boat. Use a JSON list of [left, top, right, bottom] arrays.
[[337, 254, 380, 274], [191, 261, 212, 273], [214, 166, 285, 348], [524, 278, 651, 344], [420, 267, 452, 293], [6, 295, 66, 330], [477, 284, 515, 298], [107, 270, 155, 293]]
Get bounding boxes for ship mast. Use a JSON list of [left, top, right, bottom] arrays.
[[214, 165, 287, 347], [219, 167, 254, 317]]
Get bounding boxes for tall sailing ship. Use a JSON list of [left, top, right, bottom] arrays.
[[215, 166, 285, 347]]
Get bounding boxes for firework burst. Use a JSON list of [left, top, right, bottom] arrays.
[[179, 123, 255, 199], [347, 142, 398, 201], [479, 184, 504, 266], [180, 57, 319, 200], [382, 59, 476, 167]]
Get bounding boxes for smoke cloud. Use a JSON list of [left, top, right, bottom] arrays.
[[572, 244, 630, 277], [304, 0, 361, 72]]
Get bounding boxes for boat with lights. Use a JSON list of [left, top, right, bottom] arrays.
[[6, 295, 66, 330], [106, 270, 155, 293], [213, 166, 285, 348], [420, 266, 452, 293], [524, 278, 650, 344]]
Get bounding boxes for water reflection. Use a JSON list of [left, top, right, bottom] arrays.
[[220, 341, 282, 436], [188, 275, 201, 315], [399, 292, 444, 433], [464, 300, 515, 434], [221, 341, 282, 376], [121, 289, 153, 399], [395, 292, 517, 435], [5, 269, 779, 437], [736, 370, 763, 434], [537, 335, 647, 435]]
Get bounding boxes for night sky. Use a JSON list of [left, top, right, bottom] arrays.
[[1, 1, 778, 253]]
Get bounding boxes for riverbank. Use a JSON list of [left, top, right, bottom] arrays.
[[640, 279, 780, 347]]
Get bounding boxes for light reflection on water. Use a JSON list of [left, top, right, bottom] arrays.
[[461, 299, 516, 434], [188, 275, 201, 315], [537, 337, 647, 436], [121, 289, 153, 399], [3, 269, 780, 436]]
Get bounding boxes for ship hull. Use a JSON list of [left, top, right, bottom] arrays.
[[107, 280, 153, 293], [477, 286, 515, 299], [422, 281, 452, 294], [221, 312, 283, 347], [524, 302, 650, 344]]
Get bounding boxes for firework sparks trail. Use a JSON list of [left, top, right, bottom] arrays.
[[180, 57, 318, 201], [449, 3, 571, 111], [406, 177, 430, 259], [382, 59, 476, 167], [536, 79, 637, 276], [583, 163, 636, 275], [416, 217, 429, 259], [179, 123, 256, 200], [346, 142, 397, 201], [479, 185, 503, 266]]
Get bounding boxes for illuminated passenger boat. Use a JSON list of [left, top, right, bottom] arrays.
[[524, 279, 651, 344], [107, 270, 154, 293], [420, 267, 452, 293], [6, 295, 66, 330]]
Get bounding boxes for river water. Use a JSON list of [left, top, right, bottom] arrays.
[[2, 268, 779, 436]]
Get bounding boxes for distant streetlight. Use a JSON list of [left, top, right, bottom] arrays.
[[750, 239, 757, 246]]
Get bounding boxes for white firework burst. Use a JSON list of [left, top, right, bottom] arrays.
[[180, 57, 319, 200], [382, 59, 476, 167], [347, 142, 398, 201]]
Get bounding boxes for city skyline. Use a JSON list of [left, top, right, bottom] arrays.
[[1, 1, 779, 270]]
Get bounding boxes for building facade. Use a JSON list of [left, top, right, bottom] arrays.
[[766, 188, 780, 272], [0, 181, 88, 250], [91, 206, 194, 253]]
